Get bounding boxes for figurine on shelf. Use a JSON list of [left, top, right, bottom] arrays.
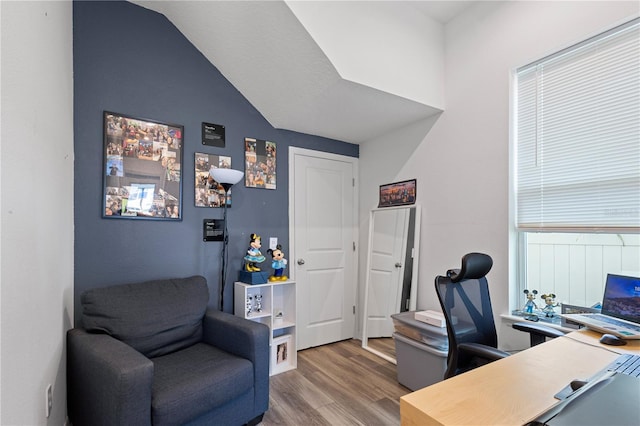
[[267, 244, 288, 282], [246, 294, 253, 316], [244, 233, 266, 272], [523, 289, 539, 319], [541, 293, 559, 317], [254, 293, 263, 313]]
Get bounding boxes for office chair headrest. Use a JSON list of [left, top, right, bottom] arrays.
[[447, 252, 493, 282]]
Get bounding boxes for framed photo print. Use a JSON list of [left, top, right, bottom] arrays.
[[103, 111, 184, 220], [271, 334, 294, 374], [245, 138, 276, 189], [378, 179, 417, 208], [195, 152, 233, 208]]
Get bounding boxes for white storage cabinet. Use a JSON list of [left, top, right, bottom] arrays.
[[234, 280, 296, 375]]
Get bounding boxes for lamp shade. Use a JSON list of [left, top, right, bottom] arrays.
[[209, 167, 244, 186]]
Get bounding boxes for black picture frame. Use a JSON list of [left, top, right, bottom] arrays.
[[378, 179, 417, 208], [195, 152, 233, 208], [103, 111, 184, 220]]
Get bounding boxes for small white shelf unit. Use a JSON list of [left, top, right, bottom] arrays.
[[234, 280, 296, 375]]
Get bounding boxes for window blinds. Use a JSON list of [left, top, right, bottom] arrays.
[[515, 18, 640, 232]]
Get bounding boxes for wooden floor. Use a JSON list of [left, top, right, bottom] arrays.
[[367, 337, 396, 359], [261, 339, 411, 426]]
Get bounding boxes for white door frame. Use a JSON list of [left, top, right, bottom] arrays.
[[288, 146, 359, 343]]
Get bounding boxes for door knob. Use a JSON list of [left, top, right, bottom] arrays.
[[395, 262, 403, 268], [297, 258, 305, 265]]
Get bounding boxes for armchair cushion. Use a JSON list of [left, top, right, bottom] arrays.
[[151, 343, 253, 425], [81, 276, 208, 357]]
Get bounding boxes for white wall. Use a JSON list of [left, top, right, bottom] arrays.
[[0, 1, 74, 424], [359, 1, 639, 350], [285, 0, 445, 109]]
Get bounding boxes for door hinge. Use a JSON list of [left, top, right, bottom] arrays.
[[352, 178, 355, 187], [353, 305, 356, 314], [353, 241, 356, 251]]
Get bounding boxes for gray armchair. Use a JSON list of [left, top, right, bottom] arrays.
[[67, 276, 269, 426]]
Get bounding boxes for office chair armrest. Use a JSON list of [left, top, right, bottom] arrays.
[[513, 322, 565, 346], [458, 342, 510, 362]]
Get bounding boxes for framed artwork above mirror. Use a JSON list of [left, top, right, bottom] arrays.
[[378, 179, 416, 208]]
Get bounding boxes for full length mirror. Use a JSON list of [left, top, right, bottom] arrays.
[[362, 205, 421, 363]]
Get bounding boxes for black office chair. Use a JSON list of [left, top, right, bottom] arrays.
[[435, 252, 565, 379]]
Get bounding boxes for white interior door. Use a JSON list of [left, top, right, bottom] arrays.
[[289, 147, 357, 350], [366, 208, 409, 338]]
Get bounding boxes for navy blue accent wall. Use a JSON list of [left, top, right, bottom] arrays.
[[73, 0, 358, 323]]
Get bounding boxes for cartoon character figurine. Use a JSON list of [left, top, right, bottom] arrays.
[[246, 295, 253, 316], [254, 293, 263, 312], [267, 244, 288, 282], [244, 233, 266, 272], [523, 289, 538, 314], [541, 293, 559, 317]]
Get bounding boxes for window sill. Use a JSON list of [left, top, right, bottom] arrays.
[[500, 313, 576, 333]]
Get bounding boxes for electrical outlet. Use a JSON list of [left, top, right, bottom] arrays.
[[45, 384, 52, 418], [269, 237, 278, 250]]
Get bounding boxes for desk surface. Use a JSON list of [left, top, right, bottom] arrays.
[[400, 329, 640, 426]]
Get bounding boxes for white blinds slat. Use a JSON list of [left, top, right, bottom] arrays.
[[515, 18, 640, 231]]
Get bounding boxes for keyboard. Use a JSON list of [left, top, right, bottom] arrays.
[[591, 314, 640, 332], [606, 354, 640, 378]]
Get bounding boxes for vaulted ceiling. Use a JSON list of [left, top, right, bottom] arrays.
[[131, 1, 474, 144]]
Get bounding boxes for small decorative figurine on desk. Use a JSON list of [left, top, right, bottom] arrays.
[[244, 233, 266, 272], [267, 244, 288, 282], [523, 289, 538, 313], [523, 289, 539, 320], [541, 293, 559, 317]]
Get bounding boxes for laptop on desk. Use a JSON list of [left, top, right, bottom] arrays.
[[561, 274, 640, 339]]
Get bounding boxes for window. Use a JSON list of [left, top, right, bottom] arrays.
[[513, 18, 640, 309]]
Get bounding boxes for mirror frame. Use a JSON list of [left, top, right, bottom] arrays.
[[361, 204, 421, 364]]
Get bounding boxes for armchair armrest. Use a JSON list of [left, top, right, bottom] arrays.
[[202, 309, 269, 361], [513, 322, 566, 346], [458, 342, 511, 362], [202, 310, 270, 415], [67, 328, 153, 426]]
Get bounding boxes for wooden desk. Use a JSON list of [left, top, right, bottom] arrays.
[[400, 329, 640, 425]]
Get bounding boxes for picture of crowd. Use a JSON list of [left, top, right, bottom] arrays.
[[103, 112, 183, 219], [195, 152, 233, 208], [245, 138, 276, 190]]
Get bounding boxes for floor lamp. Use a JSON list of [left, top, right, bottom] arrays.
[[209, 167, 244, 311]]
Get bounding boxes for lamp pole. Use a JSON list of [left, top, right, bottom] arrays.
[[219, 183, 232, 311], [209, 167, 244, 312]]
